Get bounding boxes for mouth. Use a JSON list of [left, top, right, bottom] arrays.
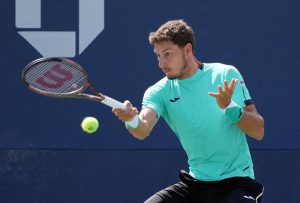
[[162, 68, 170, 74]]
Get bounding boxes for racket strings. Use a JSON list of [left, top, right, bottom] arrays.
[[56, 62, 86, 93], [25, 61, 56, 84], [24, 61, 87, 95]]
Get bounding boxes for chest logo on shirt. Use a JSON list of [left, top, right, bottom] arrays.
[[169, 97, 180, 102]]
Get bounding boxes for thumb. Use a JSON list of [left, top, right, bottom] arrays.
[[208, 92, 217, 97], [124, 100, 133, 110]]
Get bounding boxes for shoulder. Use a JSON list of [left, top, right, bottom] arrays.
[[203, 63, 242, 78], [203, 63, 238, 73], [145, 77, 169, 96]]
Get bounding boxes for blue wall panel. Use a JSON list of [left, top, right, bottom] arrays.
[[0, 149, 299, 203], [0, 0, 300, 202], [0, 0, 299, 149], [0, 0, 300, 148]]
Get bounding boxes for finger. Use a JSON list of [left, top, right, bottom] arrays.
[[224, 80, 229, 91], [112, 108, 124, 114], [228, 78, 238, 91], [114, 112, 130, 122], [132, 107, 139, 114], [114, 105, 138, 119], [112, 106, 126, 112], [117, 114, 130, 121], [112, 108, 119, 113], [124, 100, 133, 110], [218, 85, 225, 95], [208, 92, 219, 97], [118, 112, 138, 122]]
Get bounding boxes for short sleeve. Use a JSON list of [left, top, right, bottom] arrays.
[[225, 66, 252, 107], [142, 85, 164, 118]]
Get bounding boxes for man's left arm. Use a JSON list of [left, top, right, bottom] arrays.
[[237, 104, 264, 140], [208, 78, 265, 140]]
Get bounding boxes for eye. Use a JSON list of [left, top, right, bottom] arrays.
[[164, 52, 171, 58], [156, 54, 160, 60]]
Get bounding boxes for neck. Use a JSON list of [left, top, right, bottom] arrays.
[[179, 58, 201, 79], [194, 58, 203, 69]]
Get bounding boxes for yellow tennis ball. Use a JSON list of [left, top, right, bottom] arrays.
[[81, 117, 99, 134]]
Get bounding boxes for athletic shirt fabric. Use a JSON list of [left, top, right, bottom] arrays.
[[142, 63, 254, 181]]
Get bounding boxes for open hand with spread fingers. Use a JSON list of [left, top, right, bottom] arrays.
[[208, 78, 238, 109]]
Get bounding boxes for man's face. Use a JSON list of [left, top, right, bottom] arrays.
[[154, 41, 188, 80]]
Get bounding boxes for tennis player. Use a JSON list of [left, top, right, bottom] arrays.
[[113, 19, 264, 203]]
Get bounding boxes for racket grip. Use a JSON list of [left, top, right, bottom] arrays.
[[102, 96, 139, 128], [101, 96, 125, 108]]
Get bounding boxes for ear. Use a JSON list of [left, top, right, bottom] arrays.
[[184, 43, 193, 55]]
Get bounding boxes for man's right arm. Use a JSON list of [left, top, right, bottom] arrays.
[[112, 101, 158, 140], [127, 107, 158, 140]]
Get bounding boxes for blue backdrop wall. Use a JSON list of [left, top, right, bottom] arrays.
[[0, 0, 299, 202]]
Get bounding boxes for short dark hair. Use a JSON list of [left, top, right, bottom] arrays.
[[149, 19, 196, 54]]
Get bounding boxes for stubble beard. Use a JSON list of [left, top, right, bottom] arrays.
[[167, 58, 188, 80]]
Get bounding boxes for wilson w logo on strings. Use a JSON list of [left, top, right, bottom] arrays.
[[36, 65, 73, 88]]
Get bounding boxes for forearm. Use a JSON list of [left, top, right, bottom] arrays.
[[237, 110, 264, 140], [126, 108, 158, 140], [127, 117, 152, 140], [208, 79, 264, 140]]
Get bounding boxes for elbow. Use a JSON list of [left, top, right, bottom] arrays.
[[131, 131, 150, 141], [133, 134, 147, 141], [248, 127, 264, 141], [246, 117, 264, 141], [254, 128, 264, 141], [253, 118, 265, 141]]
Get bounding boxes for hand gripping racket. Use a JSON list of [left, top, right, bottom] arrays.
[[22, 57, 139, 126]]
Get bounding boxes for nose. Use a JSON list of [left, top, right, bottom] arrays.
[[159, 60, 167, 69]]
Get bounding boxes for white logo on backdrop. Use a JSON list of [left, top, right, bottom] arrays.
[[15, 0, 104, 57]]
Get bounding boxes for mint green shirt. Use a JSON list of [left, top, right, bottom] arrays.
[[142, 63, 254, 181]]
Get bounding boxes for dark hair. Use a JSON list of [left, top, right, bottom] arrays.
[[149, 19, 196, 54]]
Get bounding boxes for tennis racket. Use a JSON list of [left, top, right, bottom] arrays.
[[22, 57, 138, 125]]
